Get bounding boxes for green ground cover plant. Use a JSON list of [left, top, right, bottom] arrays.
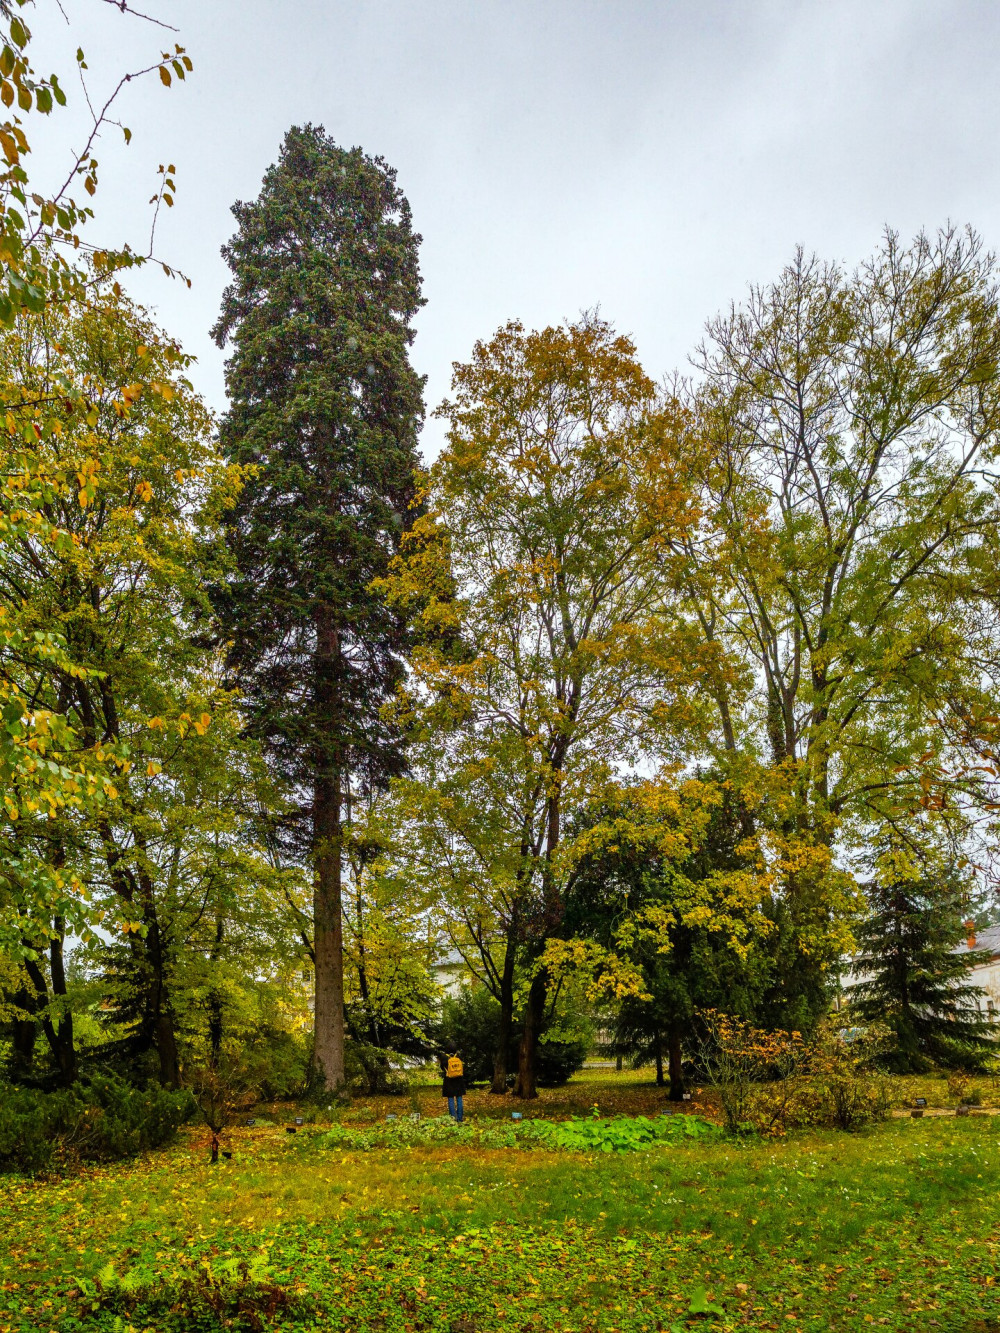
[[318, 1110, 719, 1154], [1, 1077, 998, 1332]]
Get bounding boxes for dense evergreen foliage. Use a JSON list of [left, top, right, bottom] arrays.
[[849, 854, 995, 1071], [211, 125, 425, 1090]]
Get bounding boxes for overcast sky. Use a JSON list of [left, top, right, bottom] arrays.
[[28, 0, 1000, 453]]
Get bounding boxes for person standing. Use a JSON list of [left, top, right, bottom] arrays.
[[439, 1046, 467, 1122]]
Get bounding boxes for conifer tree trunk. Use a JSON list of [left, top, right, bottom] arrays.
[[312, 607, 346, 1090], [313, 770, 345, 1089]]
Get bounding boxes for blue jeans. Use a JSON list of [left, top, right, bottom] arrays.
[[447, 1095, 464, 1123]]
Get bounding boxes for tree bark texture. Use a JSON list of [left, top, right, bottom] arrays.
[[491, 934, 517, 1094], [667, 1023, 685, 1101], [513, 969, 547, 1099], [313, 767, 345, 1091], [8, 980, 36, 1078], [312, 607, 346, 1093]]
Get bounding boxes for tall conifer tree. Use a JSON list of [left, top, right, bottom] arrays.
[[212, 125, 425, 1090]]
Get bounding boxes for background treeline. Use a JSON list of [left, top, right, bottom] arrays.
[[1, 7, 999, 1132]]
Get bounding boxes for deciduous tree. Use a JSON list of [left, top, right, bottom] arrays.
[[382, 314, 715, 1096]]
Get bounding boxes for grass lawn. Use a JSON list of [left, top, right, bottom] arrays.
[[2, 1073, 999, 1333]]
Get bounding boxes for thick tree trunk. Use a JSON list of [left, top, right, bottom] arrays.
[[667, 1023, 685, 1101], [513, 969, 546, 1099], [313, 769, 345, 1091], [312, 606, 346, 1094], [491, 934, 517, 1094]]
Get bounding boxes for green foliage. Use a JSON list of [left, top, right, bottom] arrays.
[[437, 987, 499, 1083], [92, 1251, 313, 1331], [0, 2, 195, 963], [317, 1110, 717, 1154], [529, 1109, 720, 1154], [849, 837, 996, 1071], [342, 1039, 408, 1096], [437, 985, 588, 1087], [0, 1073, 193, 1174], [212, 124, 426, 1091], [567, 779, 768, 1095]]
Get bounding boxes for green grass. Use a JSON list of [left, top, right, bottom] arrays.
[[1, 1079, 999, 1332]]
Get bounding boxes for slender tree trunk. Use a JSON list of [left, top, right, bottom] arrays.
[[208, 911, 224, 1069], [23, 953, 76, 1087], [654, 1035, 664, 1087], [491, 932, 517, 1094], [100, 817, 181, 1087], [616, 1053, 623, 1073], [667, 1023, 685, 1101], [48, 918, 76, 1086], [515, 786, 563, 1098], [8, 980, 36, 1079], [140, 898, 180, 1088], [513, 969, 546, 1099]]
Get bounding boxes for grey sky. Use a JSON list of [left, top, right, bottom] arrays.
[[30, 0, 1000, 453]]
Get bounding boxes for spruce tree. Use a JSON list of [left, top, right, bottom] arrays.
[[849, 848, 994, 1072], [212, 125, 424, 1090]]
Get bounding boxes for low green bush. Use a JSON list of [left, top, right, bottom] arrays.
[[530, 1109, 720, 1153], [0, 1074, 194, 1174], [87, 1252, 314, 1331]]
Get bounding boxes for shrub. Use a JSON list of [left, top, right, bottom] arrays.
[[796, 1022, 892, 1130], [239, 1027, 311, 1100], [946, 1068, 971, 1104], [697, 1012, 892, 1134], [697, 1011, 807, 1134], [89, 1253, 313, 1331], [343, 1039, 408, 1095], [437, 988, 502, 1084], [0, 1074, 194, 1174]]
